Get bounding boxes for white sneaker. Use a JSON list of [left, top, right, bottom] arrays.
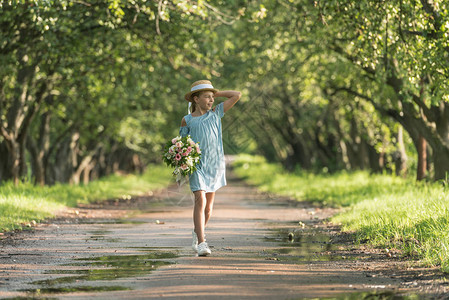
[[192, 230, 198, 251], [197, 242, 211, 256]]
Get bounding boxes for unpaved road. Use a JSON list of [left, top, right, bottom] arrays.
[[1, 169, 448, 299]]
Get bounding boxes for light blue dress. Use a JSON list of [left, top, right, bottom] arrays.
[[179, 102, 226, 193]]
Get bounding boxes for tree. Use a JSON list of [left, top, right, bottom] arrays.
[[308, 0, 449, 179], [220, 0, 448, 179], [0, 0, 254, 185], [217, 1, 403, 174]]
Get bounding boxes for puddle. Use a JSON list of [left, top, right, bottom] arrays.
[[23, 285, 130, 295], [74, 219, 147, 225], [263, 228, 356, 262], [303, 290, 422, 299], [114, 219, 147, 225], [128, 246, 179, 252], [23, 251, 177, 295], [88, 230, 121, 243]]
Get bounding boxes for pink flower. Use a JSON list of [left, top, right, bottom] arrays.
[[187, 146, 192, 152], [189, 140, 195, 146], [175, 154, 182, 161], [196, 145, 201, 154], [169, 147, 174, 154], [175, 141, 183, 148], [172, 137, 178, 144], [182, 152, 188, 156], [180, 164, 188, 170]]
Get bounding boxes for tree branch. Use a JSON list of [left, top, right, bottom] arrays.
[[402, 29, 438, 39], [410, 90, 435, 123], [18, 80, 48, 144], [73, 0, 91, 6], [0, 126, 11, 141], [332, 86, 386, 113], [329, 43, 376, 78], [7, 63, 35, 136], [203, 2, 238, 25], [420, 0, 442, 30], [44, 122, 77, 170], [397, 0, 443, 40], [156, 0, 162, 36]]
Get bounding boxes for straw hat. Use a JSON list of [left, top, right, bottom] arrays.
[[184, 80, 218, 102]]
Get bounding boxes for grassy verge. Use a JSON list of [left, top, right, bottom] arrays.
[[0, 165, 173, 232], [232, 154, 449, 272]]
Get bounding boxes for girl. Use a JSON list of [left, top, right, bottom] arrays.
[[179, 80, 241, 256]]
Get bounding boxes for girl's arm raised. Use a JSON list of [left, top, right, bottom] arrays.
[[215, 90, 242, 113]]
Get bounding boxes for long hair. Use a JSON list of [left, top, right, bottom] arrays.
[[190, 91, 201, 113]]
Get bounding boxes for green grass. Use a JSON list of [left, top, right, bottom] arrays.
[[0, 165, 173, 232], [232, 154, 411, 207], [233, 154, 449, 272]]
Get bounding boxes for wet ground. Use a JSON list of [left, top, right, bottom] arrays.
[[1, 169, 449, 299]]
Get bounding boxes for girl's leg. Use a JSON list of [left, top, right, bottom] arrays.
[[193, 190, 206, 244], [204, 192, 215, 226]]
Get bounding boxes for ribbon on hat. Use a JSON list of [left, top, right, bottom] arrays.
[[191, 83, 214, 92]]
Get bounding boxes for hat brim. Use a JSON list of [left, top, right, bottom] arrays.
[[184, 88, 218, 102]]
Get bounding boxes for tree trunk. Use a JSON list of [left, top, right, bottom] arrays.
[[432, 102, 449, 180], [348, 118, 366, 169], [0, 63, 34, 185], [284, 137, 312, 170], [105, 143, 119, 175], [0, 134, 21, 185], [366, 140, 382, 172], [387, 68, 449, 181], [395, 126, 408, 177], [7, 140, 20, 186], [19, 136, 27, 179], [27, 111, 50, 186], [314, 124, 337, 169], [53, 131, 79, 183], [0, 63, 48, 185], [331, 109, 351, 170], [71, 144, 101, 185], [338, 140, 351, 170], [38, 112, 51, 185], [132, 153, 144, 174], [417, 135, 427, 180], [82, 160, 96, 185], [27, 136, 45, 186], [0, 142, 10, 182], [43, 122, 74, 184], [433, 145, 449, 181]]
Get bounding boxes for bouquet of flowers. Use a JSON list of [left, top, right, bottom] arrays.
[[163, 135, 201, 178]]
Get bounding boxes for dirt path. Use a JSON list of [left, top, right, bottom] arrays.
[[1, 169, 448, 299]]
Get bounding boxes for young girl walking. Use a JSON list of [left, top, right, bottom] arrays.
[[179, 80, 241, 256]]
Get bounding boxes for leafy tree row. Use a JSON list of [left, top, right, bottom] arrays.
[[0, 1, 237, 185], [1, 0, 448, 185], [218, 0, 448, 180]]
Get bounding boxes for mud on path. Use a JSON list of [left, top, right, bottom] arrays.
[[1, 169, 448, 299]]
